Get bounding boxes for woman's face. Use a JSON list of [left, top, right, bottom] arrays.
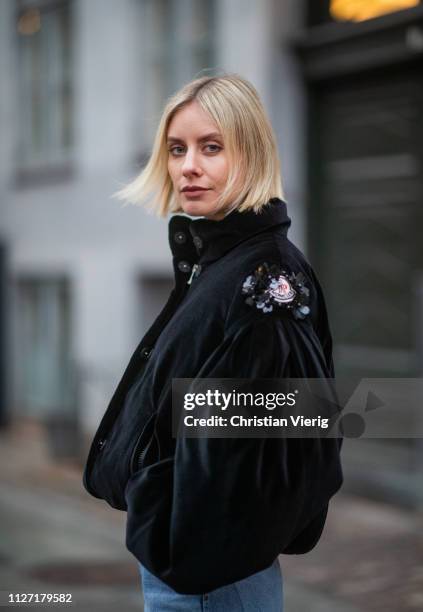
[[167, 100, 233, 221]]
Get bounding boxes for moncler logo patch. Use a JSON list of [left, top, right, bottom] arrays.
[[242, 262, 311, 318], [268, 275, 296, 304]]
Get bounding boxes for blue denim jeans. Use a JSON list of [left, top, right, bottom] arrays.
[[138, 558, 283, 611]]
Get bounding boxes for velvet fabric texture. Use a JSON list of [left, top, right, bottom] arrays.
[[82, 198, 343, 594]]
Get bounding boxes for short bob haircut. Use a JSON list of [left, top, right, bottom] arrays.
[[115, 73, 285, 217]]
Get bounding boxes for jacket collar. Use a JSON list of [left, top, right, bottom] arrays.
[[168, 198, 291, 267]]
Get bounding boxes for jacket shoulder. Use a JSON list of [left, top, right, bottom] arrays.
[[220, 231, 334, 374], [223, 233, 319, 326]]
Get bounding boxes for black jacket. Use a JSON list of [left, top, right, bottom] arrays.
[[82, 197, 343, 594]]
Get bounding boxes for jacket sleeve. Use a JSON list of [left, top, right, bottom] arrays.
[[124, 312, 343, 594]]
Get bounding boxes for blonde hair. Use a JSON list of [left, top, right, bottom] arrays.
[[115, 73, 285, 217]]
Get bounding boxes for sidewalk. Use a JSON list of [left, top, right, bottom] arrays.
[[0, 420, 422, 611]]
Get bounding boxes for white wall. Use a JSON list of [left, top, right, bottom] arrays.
[[215, 0, 307, 251], [0, 1, 17, 214], [271, 0, 308, 252], [216, 0, 274, 109]]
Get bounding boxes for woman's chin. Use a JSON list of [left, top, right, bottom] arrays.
[[180, 200, 215, 218]]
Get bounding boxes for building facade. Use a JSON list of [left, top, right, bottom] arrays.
[[1, 0, 422, 509]]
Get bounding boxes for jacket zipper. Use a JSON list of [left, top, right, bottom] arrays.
[[129, 414, 155, 474], [136, 445, 149, 471], [135, 428, 161, 472], [187, 263, 201, 285], [130, 414, 162, 475]]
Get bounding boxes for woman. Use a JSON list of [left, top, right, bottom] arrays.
[[82, 74, 343, 611]]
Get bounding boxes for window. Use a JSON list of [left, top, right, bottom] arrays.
[[331, 0, 420, 22], [138, 274, 174, 334], [308, 0, 421, 26], [14, 277, 74, 418], [16, 0, 73, 170], [139, 0, 216, 146]]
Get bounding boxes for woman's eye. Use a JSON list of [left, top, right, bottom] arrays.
[[205, 144, 221, 153], [169, 146, 185, 155]]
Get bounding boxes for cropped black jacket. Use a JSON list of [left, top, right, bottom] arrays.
[[82, 197, 343, 594]]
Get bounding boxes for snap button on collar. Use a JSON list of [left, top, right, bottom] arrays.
[[174, 231, 187, 244], [178, 260, 191, 273], [97, 438, 107, 451], [140, 346, 152, 359], [193, 235, 203, 250]]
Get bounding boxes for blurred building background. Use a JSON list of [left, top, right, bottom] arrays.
[[0, 1, 423, 609], [0, 0, 309, 457]]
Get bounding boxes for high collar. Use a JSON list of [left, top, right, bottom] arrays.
[[168, 198, 291, 267]]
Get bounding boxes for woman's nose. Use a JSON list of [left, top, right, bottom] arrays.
[[182, 149, 202, 176]]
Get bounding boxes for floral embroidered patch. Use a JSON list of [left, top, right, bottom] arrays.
[[242, 262, 311, 319]]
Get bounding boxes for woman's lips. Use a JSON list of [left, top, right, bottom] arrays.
[[182, 188, 210, 197]]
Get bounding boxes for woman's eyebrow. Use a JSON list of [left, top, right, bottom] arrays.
[[167, 132, 222, 144]]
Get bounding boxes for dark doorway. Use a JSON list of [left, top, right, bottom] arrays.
[[310, 67, 423, 379], [308, 64, 423, 507]]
